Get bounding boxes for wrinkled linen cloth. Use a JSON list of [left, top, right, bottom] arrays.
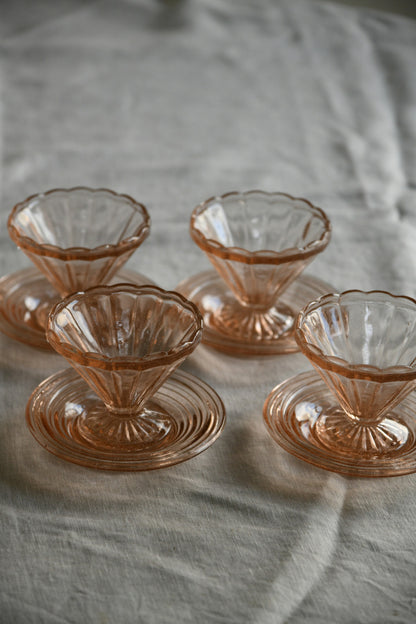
[[1, 0, 416, 622]]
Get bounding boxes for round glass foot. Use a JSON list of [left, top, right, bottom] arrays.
[[176, 271, 335, 356], [73, 404, 175, 450], [211, 298, 294, 342]]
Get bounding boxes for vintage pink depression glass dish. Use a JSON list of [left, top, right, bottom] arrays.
[[264, 290, 416, 477], [2, 187, 153, 349], [178, 190, 332, 356], [26, 284, 225, 470]]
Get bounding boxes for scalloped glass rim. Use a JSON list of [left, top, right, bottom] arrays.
[[295, 289, 416, 383], [8, 187, 151, 261], [46, 283, 203, 370], [190, 190, 331, 264]]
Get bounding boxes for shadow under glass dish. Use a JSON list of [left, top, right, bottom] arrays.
[[3, 187, 153, 349], [264, 290, 416, 477], [27, 283, 225, 470], [178, 190, 333, 356]]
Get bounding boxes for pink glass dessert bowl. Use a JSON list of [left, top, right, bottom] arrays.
[[186, 190, 331, 355], [26, 283, 225, 470], [264, 289, 416, 477], [8, 186, 150, 297], [3, 187, 152, 348]]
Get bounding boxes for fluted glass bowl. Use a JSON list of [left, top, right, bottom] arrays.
[[2, 187, 152, 348], [47, 283, 203, 413], [263, 290, 416, 477], [26, 284, 226, 470], [8, 186, 151, 297], [186, 190, 331, 354]]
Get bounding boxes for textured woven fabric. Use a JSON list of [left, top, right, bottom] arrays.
[[1, 1, 416, 622]]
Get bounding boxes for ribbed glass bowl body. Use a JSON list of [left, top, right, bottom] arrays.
[[294, 290, 416, 455], [8, 187, 150, 297], [47, 283, 203, 416], [190, 190, 331, 343]]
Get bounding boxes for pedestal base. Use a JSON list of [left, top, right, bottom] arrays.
[[26, 368, 226, 470], [264, 370, 416, 477]]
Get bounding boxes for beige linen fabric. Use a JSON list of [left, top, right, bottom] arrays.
[[1, 1, 416, 622]]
